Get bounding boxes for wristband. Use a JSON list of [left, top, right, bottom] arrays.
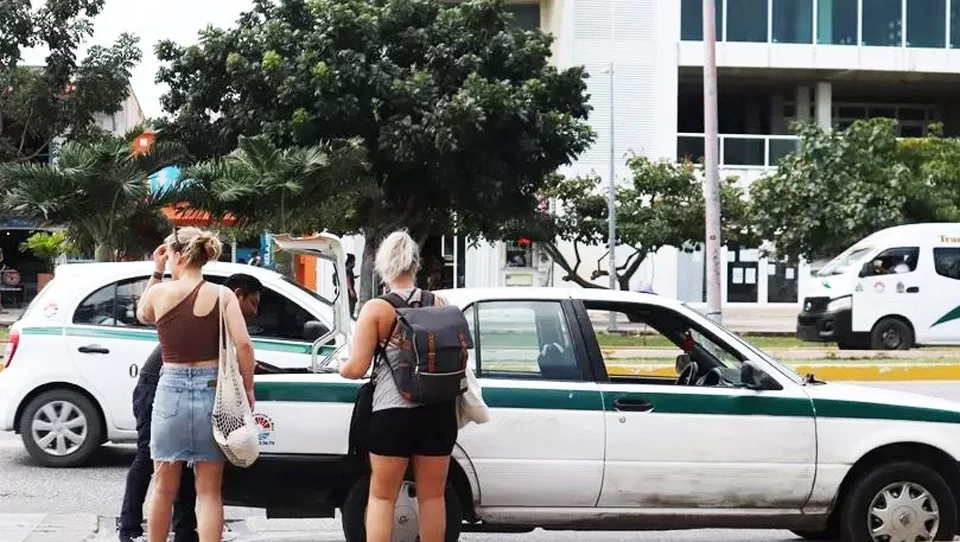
[[151, 271, 164, 280]]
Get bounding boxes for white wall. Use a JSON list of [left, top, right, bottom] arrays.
[[93, 89, 145, 135]]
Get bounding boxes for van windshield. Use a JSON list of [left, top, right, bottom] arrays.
[[817, 246, 874, 277]]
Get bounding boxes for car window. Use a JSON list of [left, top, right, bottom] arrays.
[[206, 274, 316, 342], [583, 301, 745, 385], [861, 246, 920, 277], [473, 300, 580, 381], [73, 277, 149, 327], [934, 248, 960, 280]]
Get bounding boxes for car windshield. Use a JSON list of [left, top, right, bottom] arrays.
[[283, 277, 334, 307], [817, 246, 874, 277], [682, 303, 804, 385]]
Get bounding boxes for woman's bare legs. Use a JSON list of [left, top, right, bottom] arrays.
[[193, 461, 224, 542], [413, 455, 451, 542], [367, 453, 408, 542], [148, 461, 182, 542]]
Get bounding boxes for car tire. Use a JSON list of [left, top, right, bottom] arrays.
[[342, 475, 463, 542], [19, 389, 103, 468], [870, 318, 914, 350], [839, 461, 957, 542]]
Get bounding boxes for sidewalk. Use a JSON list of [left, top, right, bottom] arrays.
[[0, 513, 98, 542]]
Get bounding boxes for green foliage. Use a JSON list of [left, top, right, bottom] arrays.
[[0, 1, 141, 161], [504, 158, 755, 290], [19, 231, 75, 271], [0, 133, 188, 261], [155, 0, 594, 301], [750, 118, 960, 262]]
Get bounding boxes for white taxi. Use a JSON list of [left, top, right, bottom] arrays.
[[0, 246, 345, 467], [218, 236, 960, 542]]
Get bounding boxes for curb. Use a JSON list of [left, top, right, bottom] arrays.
[[607, 363, 960, 381]]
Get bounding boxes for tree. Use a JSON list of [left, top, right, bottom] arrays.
[[503, 157, 756, 290], [170, 134, 368, 276], [749, 118, 940, 263], [0, 131, 187, 261], [0, 1, 142, 162], [156, 0, 593, 303]]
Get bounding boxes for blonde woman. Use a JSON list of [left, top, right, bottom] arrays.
[[136, 227, 255, 542], [340, 230, 457, 542]]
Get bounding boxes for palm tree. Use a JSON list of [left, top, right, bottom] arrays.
[[0, 130, 188, 261]]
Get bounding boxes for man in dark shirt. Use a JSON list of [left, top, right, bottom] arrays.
[[118, 273, 263, 542]]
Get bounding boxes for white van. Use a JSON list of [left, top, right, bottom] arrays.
[[797, 223, 960, 350]]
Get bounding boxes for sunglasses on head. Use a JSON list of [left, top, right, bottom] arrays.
[[171, 227, 182, 253]]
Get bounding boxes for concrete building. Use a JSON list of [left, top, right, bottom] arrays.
[[321, 1, 956, 309]]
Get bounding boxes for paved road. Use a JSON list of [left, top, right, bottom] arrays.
[[2, 381, 958, 541]]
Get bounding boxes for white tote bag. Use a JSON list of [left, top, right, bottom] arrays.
[[211, 286, 260, 467], [457, 368, 490, 429]]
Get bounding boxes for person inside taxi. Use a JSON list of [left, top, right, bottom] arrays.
[[135, 227, 256, 542], [339, 230, 458, 542], [119, 271, 262, 542]]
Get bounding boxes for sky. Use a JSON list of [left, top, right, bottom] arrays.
[[21, 0, 253, 118]]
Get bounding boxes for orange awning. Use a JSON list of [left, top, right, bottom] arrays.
[[161, 204, 239, 227]]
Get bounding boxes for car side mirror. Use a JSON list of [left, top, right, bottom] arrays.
[[859, 262, 871, 278], [303, 320, 330, 343], [740, 362, 782, 391]]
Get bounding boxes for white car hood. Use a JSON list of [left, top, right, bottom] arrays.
[[805, 382, 960, 424]]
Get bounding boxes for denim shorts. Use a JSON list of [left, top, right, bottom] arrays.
[[151, 365, 225, 463]]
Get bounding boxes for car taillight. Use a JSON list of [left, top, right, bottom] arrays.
[[4, 329, 20, 368]]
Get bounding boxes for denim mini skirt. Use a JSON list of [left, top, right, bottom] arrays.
[[151, 365, 225, 463]]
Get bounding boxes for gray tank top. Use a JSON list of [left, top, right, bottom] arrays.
[[372, 288, 424, 412]]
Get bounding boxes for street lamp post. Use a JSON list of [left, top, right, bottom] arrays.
[[703, 0, 723, 324], [607, 62, 618, 333]]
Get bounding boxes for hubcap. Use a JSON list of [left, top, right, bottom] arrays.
[[868, 481, 940, 542], [31, 401, 87, 457], [882, 328, 902, 349], [393, 481, 420, 542]]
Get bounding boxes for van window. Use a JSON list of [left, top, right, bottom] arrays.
[[934, 248, 960, 280], [818, 246, 874, 276], [861, 247, 920, 277]]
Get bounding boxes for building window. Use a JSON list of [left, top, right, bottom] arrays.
[[773, 0, 814, 43], [908, 0, 946, 47], [681, 0, 724, 40], [504, 238, 534, 268], [767, 261, 799, 303], [727, 0, 769, 41], [817, 0, 858, 44], [727, 246, 759, 303], [861, 0, 903, 46], [505, 4, 541, 31]]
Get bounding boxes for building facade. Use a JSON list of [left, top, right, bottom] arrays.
[[320, 1, 959, 307]]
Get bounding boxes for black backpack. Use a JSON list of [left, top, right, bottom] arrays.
[[375, 289, 473, 404]]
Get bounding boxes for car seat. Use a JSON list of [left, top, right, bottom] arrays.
[[537, 343, 578, 380]]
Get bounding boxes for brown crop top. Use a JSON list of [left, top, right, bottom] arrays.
[[156, 281, 220, 364]]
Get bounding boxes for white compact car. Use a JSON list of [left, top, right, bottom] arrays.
[[3, 234, 960, 542], [0, 252, 343, 467]]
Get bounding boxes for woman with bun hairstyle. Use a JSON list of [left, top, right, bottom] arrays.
[[136, 227, 255, 542]]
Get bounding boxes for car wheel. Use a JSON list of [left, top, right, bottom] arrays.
[[870, 318, 913, 350], [19, 389, 103, 468], [839, 461, 956, 542], [342, 476, 463, 542]]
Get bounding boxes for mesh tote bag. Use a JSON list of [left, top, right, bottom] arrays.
[[211, 286, 260, 467]]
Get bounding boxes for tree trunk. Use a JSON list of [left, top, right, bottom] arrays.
[[94, 244, 113, 262], [357, 230, 380, 308]]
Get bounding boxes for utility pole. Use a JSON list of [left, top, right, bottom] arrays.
[[703, 0, 723, 324], [607, 61, 618, 332]]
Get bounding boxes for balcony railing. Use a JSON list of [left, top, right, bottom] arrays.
[[677, 133, 799, 169]]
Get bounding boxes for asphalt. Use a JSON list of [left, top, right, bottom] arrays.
[[3, 381, 960, 541]]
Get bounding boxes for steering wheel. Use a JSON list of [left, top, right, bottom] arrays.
[[696, 367, 724, 387], [676, 361, 699, 386]]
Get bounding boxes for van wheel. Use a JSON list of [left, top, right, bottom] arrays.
[[870, 318, 913, 350], [19, 389, 103, 468], [342, 476, 462, 542], [839, 461, 956, 542]]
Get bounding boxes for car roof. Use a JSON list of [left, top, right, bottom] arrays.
[[434, 287, 685, 310], [52, 260, 285, 284]]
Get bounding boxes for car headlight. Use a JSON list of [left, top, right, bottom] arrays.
[[827, 296, 852, 312]]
